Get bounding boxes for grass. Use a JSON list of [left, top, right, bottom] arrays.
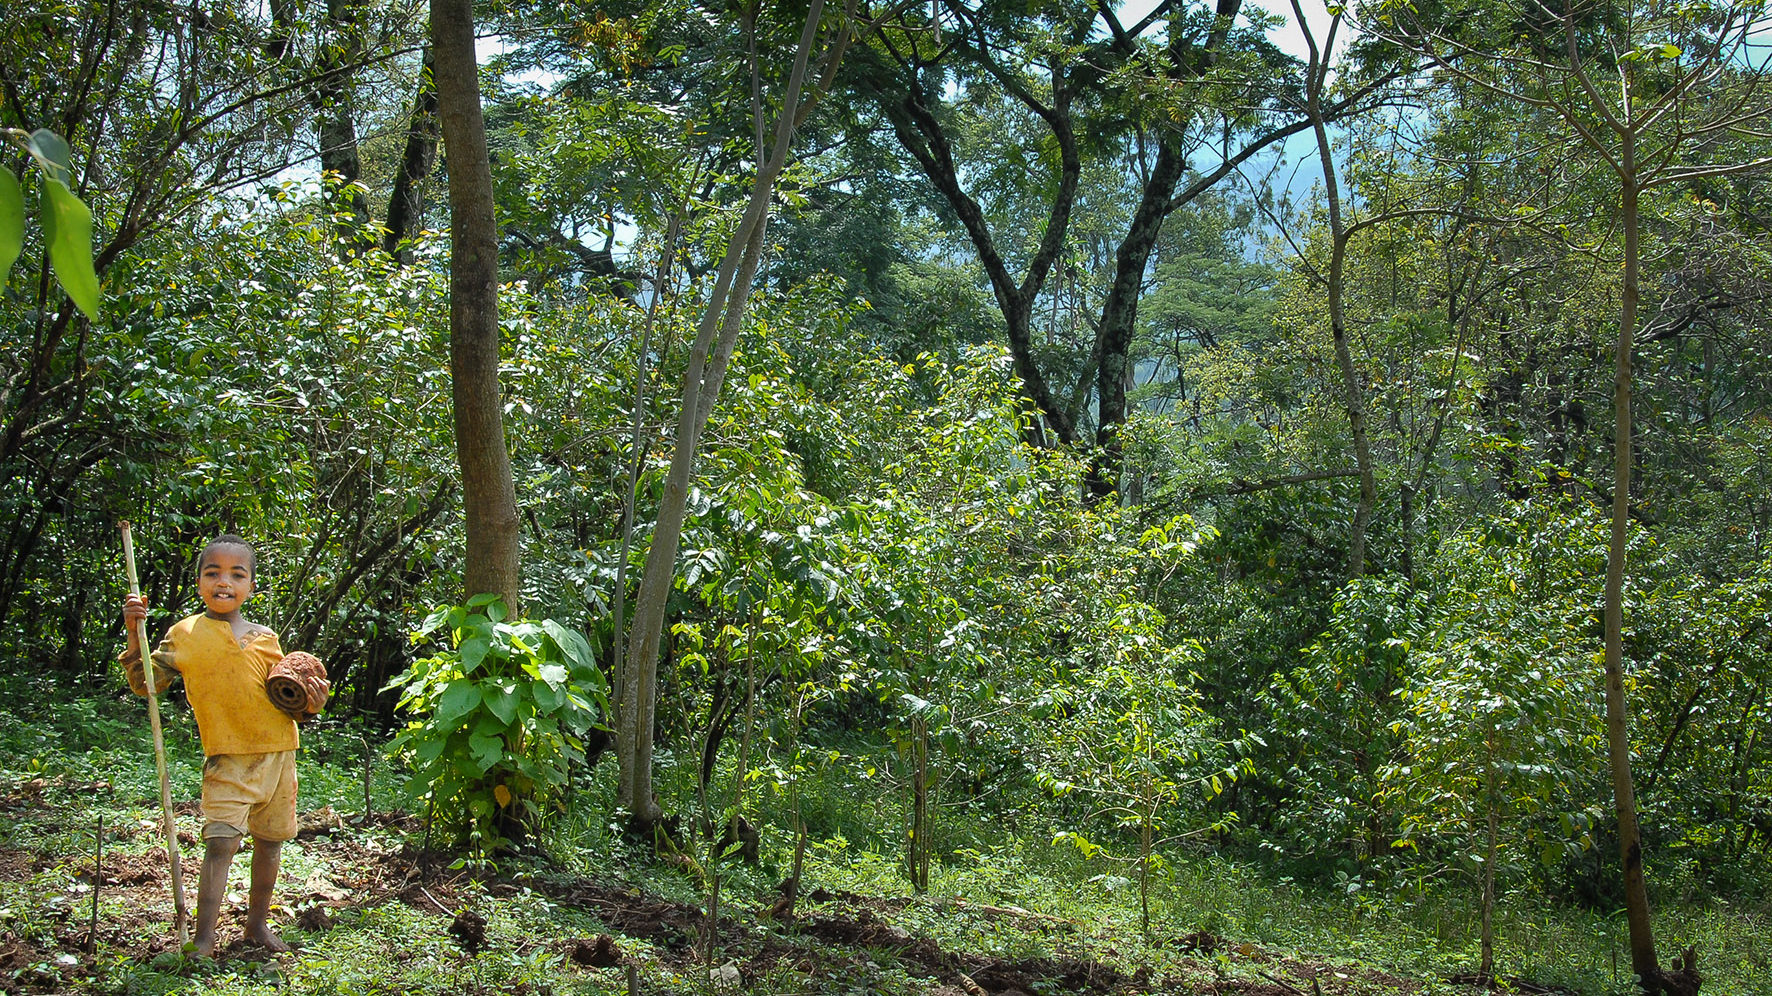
[[1, 681, 1768, 995]]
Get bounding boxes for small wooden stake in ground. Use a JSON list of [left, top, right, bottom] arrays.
[[88, 812, 101, 954], [119, 521, 190, 946], [361, 733, 373, 820]]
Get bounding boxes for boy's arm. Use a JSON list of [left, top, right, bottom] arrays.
[[120, 595, 180, 695], [119, 640, 180, 696]]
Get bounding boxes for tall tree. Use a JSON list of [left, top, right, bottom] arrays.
[[1372, 0, 1772, 990], [614, 0, 854, 831], [1292, 3, 1377, 578], [432, 0, 520, 609], [851, 0, 1388, 494]]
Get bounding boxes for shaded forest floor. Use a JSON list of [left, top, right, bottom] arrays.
[[0, 792, 1491, 996], [2, 693, 1768, 995]]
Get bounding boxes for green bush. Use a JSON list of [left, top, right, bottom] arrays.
[[387, 595, 608, 855]]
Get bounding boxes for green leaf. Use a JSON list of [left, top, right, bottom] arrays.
[[0, 168, 21, 285], [532, 679, 566, 712], [466, 592, 502, 609], [416, 605, 451, 638], [542, 619, 597, 670], [415, 732, 449, 766], [458, 635, 491, 673], [38, 178, 100, 321], [435, 678, 483, 727], [468, 730, 504, 771], [26, 129, 71, 184], [536, 662, 568, 690], [484, 679, 519, 725]]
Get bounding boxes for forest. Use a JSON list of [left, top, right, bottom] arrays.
[[1, 0, 1770, 994]]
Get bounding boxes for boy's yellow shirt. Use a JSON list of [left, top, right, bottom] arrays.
[[126, 613, 299, 756]]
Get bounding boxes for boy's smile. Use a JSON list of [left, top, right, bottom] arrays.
[[198, 545, 254, 619]]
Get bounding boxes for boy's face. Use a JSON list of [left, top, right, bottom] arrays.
[[197, 544, 254, 617]]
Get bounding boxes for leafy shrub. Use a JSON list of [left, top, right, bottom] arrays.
[[387, 595, 608, 854]]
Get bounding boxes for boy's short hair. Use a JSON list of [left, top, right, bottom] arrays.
[[198, 534, 257, 575]]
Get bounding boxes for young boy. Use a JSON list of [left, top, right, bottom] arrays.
[[121, 534, 297, 956]]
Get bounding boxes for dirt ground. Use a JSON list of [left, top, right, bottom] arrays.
[[0, 792, 1502, 996]]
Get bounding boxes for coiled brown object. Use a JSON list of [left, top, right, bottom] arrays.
[[266, 651, 329, 722]]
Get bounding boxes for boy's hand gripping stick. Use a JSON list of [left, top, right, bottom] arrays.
[[120, 522, 191, 947]]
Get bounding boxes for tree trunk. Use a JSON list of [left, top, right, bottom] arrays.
[[615, 0, 844, 832], [318, 0, 372, 254], [1087, 0, 1240, 499], [885, 74, 1080, 445], [384, 47, 440, 261], [1605, 141, 1661, 993], [433, 0, 520, 611], [1299, 7, 1376, 579], [1480, 736, 1498, 978], [909, 713, 930, 891], [1089, 135, 1185, 501]]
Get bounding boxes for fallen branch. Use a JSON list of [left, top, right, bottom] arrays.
[[943, 897, 1071, 924], [1257, 968, 1308, 996]]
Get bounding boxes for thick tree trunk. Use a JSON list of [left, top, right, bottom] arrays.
[[433, 0, 520, 610], [318, 0, 372, 254], [1086, 0, 1241, 498], [384, 47, 440, 261], [1089, 136, 1185, 500], [887, 76, 1080, 444]]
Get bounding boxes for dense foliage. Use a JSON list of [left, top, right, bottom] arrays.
[[2, 0, 1770, 988]]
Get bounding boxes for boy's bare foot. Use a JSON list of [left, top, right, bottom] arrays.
[[191, 932, 219, 958], [244, 923, 291, 953]]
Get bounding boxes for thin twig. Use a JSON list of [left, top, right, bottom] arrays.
[[420, 886, 454, 917]]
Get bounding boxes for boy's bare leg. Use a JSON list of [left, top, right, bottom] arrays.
[[194, 835, 241, 957], [244, 838, 290, 952]]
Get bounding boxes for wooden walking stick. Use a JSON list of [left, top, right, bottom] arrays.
[[119, 521, 191, 946]]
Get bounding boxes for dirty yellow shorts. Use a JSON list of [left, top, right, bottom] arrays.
[[201, 750, 298, 842]]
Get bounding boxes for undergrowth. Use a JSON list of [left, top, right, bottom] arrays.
[[1, 683, 1768, 995]]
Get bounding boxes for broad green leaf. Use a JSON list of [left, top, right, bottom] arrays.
[[458, 635, 491, 673], [536, 662, 567, 690], [415, 732, 448, 766], [38, 178, 100, 321], [484, 679, 519, 724], [468, 730, 504, 771], [0, 168, 21, 284], [416, 605, 451, 638], [542, 619, 596, 670], [26, 129, 72, 184], [532, 679, 566, 712], [435, 678, 483, 727], [466, 592, 502, 608]]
